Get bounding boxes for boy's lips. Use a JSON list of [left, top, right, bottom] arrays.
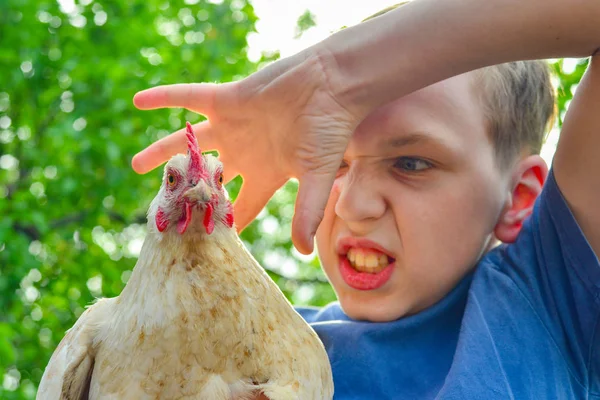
[[336, 237, 395, 258], [338, 256, 395, 291], [336, 237, 396, 291]]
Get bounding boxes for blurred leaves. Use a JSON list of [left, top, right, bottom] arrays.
[[294, 9, 316, 38], [0, 0, 331, 398]]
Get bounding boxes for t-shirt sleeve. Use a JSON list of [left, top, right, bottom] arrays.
[[294, 306, 321, 323], [501, 168, 600, 392]]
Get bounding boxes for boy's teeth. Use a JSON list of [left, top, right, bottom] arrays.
[[346, 248, 391, 273], [355, 252, 364, 266], [365, 254, 378, 268]]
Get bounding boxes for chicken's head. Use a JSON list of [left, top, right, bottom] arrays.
[[148, 122, 234, 235]]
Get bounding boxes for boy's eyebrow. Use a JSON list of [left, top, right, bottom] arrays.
[[383, 132, 445, 148]]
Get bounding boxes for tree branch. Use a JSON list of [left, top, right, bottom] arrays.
[[13, 223, 41, 241], [107, 211, 146, 225], [50, 212, 88, 229], [12, 210, 147, 242], [264, 268, 329, 285], [5, 96, 60, 201], [35, 96, 61, 147]]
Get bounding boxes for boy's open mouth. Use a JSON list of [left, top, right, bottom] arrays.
[[345, 248, 395, 274], [336, 238, 396, 290]]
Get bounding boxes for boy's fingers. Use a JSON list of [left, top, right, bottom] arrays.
[[133, 83, 218, 115], [292, 171, 336, 255], [131, 122, 215, 174], [233, 177, 282, 234]]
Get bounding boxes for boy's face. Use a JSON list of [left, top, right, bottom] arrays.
[[315, 73, 513, 322]]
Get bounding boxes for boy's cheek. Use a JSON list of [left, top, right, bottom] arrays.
[[315, 180, 343, 254], [331, 180, 342, 194], [322, 181, 341, 214]]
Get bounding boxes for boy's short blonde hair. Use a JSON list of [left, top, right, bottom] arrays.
[[473, 63, 555, 168], [363, 2, 556, 169]]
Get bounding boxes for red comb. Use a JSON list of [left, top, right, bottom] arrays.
[[186, 122, 204, 179]]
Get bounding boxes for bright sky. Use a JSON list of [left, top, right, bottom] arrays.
[[246, 0, 400, 60], [246, 0, 562, 164]]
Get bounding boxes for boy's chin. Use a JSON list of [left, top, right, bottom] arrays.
[[337, 295, 416, 323]]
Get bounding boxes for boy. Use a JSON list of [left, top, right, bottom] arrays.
[[131, 0, 600, 397]]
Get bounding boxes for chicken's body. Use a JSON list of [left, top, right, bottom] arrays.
[[38, 124, 333, 400]]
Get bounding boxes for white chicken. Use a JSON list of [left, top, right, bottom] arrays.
[[37, 122, 334, 400]]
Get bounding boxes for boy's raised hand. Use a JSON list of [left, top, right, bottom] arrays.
[[132, 50, 361, 255], [132, 0, 600, 255]]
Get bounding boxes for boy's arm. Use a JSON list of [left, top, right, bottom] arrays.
[[326, 0, 600, 116], [552, 55, 600, 254]]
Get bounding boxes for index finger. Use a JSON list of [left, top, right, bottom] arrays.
[[131, 121, 216, 174], [133, 83, 218, 115]]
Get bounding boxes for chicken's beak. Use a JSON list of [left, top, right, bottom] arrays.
[[184, 179, 212, 204], [177, 179, 215, 235]]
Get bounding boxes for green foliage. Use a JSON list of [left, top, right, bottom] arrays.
[[0, 0, 589, 398], [0, 0, 332, 397], [294, 9, 317, 38], [550, 58, 590, 128]]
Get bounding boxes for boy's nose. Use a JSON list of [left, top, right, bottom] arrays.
[[334, 174, 386, 223]]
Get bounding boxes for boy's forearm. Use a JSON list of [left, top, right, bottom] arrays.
[[321, 0, 600, 116]]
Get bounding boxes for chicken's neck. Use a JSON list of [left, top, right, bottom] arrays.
[[116, 225, 257, 331]]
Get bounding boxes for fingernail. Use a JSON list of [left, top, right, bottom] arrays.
[[131, 155, 144, 174]]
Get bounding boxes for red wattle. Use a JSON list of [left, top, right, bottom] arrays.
[[224, 212, 234, 228], [155, 207, 169, 232], [177, 201, 192, 234], [203, 203, 214, 234]]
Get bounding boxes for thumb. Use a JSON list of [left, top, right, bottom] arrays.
[[232, 176, 284, 233], [292, 170, 336, 255]]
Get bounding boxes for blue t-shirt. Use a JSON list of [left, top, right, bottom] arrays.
[[297, 170, 600, 399]]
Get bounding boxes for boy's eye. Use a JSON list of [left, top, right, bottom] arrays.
[[336, 160, 349, 177], [393, 157, 432, 172]]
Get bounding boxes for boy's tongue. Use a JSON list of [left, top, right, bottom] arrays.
[[347, 248, 390, 274]]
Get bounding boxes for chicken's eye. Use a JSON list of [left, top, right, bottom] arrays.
[[218, 174, 223, 185], [167, 173, 177, 188]]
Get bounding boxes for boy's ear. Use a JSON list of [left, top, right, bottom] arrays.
[[494, 155, 548, 243]]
